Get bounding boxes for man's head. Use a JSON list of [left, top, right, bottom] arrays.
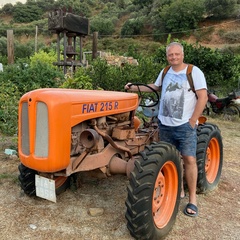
[[166, 42, 184, 67]]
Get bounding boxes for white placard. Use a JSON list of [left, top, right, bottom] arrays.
[[35, 175, 56, 203]]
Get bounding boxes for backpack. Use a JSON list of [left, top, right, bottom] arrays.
[[161, 64, 196, 94]]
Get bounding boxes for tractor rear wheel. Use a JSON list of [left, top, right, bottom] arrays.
[[196, 123, 223, 193], [125, 142, 181, 240], [18, 163, 70, 196]]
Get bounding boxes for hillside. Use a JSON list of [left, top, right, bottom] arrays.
[[1, 9, 240, 56], [185, 18, 240, 49]]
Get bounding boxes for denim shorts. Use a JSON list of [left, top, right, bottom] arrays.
[[158, 121, 197, 157]]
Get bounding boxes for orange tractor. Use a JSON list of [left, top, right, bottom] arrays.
[[18, 84, 223, 240]]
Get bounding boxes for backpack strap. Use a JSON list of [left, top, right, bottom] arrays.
[[186, 64, 195, 93], [161, 64, 197, 97], [161, 65, 171, 83]]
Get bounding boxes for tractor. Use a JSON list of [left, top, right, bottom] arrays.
[[18, 84, 223, 240]]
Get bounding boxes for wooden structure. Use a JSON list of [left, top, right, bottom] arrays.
[[7, 30, 14, 64], [48, 9, 89, 74]]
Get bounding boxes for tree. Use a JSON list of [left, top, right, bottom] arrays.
[[121, 18, 144, 37], [117, 0, 126, 8], [132, 0, 154, 8], [15, 41, 35, 59], [31, 0, 55, 12], [204, 0, 238, 19], [90, 17, 115, 36], [1, 3, 14, 14], [54, 0, 91, 17], [153, 0, 205, 36], [13, 2, 43, 23]]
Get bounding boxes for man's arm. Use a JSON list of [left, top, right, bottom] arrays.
[[124, 83, 160, 92], [189, 89, 208, 127]]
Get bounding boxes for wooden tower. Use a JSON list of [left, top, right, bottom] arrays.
[[48, 9, 89, 74]]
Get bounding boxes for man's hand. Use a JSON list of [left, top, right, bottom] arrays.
[[189, 118, 197, 128], [125, 83, 132, 91]]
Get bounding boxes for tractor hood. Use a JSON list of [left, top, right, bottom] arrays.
[[18, 88, 139, 172], [20, 88, 139, 126]]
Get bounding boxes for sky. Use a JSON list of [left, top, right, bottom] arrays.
[[0, 0, 27, 8]]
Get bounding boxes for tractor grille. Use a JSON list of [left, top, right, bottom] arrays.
[[21, 102, 30, 155], [20, 101, 49, 157], [35, 102, 49, 157]]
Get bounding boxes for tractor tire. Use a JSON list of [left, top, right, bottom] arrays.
[[125, 142, 181, 240], [18, 163, 70, 197], [18, 163, 37, 196], [196, 123, 223, 193]]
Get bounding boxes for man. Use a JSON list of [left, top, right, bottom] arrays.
[[125, 42, 208, 217]]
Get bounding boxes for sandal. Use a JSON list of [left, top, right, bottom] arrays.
[[184, 203, 198, 217]]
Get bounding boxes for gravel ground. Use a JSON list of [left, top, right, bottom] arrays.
[[0, 117, 239, 240]]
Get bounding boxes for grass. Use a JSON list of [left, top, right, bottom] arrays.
[[0, 173, 18, 185]]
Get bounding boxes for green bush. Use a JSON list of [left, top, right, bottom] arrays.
[[83, 56, 160, 91], [159, 0, 205, 33], [90, 17, 115, 36], [0, 79, 20, 135], [13, 2, 44, 23], [121, 18, 144, 37], [0, 56, 7, 65], [15, 41, 35, 59], [53, 0, 91, 17], [60, 67, 93, 89], [183, 42, 240, 91], [0, 58, 64, 135], [0, 37, 7, 56], [83, 58, 136, 91], [30, 49, 57, 68], [26, 61, 64, 90], [13, 27, 35, 37], [1, 56, 64, 95]]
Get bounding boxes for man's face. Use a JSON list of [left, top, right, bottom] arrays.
[[166, 45, 184, 66]]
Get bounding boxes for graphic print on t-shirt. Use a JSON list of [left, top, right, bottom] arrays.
[[162, 74, 188, 119]]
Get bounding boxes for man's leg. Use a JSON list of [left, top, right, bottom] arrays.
[[180, 157, 185, 198], [182, 155, 198, 214]]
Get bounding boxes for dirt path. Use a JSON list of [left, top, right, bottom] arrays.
[[0, 117, 239, 240]]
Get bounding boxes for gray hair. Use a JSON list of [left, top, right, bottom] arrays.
[[166, 42, 184, 54]]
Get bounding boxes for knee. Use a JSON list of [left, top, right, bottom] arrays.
[[182, 156, 196, 166]]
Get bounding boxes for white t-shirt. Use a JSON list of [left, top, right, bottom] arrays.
[[154, 65, 207, 126]]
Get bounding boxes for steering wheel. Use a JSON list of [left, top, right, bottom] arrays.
[[127, 83, 159, 108]]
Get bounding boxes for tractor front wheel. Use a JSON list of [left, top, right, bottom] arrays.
[[196, 123, 223, 193], [18, 164, 70, 197], [125, 142, 181, 240]]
